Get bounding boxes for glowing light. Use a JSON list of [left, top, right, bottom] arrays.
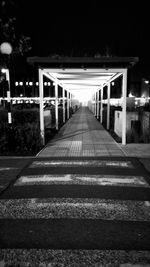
[[44, 82, 47, 86], [48, 82, 51, 86], [36, 82, 39, 86], [73, 88, 97, 105], [145, 80, 149, 84], [19, 82, 23, 86], [1, 68, 7, 73], [15, 82, 19, 86], [129, 92, 134, 97], [0, 42, 12, 55], [29, 82, 33, 86], [112, 82, 115, 86], [26, 82, 29, 86]]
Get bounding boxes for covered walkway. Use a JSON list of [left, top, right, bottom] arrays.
[[38, 107, 125, 157]]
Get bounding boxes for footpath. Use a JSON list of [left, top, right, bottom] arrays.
[[0, 107, 150, 266]]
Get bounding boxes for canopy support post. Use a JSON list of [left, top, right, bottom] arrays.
[[63, 87, 65, 123], [67, 91, 69, 119], [39, 69, 45, 145], [55, 81, 59, 130], [100, 87, 103, 124], [122, 69, 127, 145], [107, 83, 111, 130]]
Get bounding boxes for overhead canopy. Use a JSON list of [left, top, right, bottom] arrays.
[[27, 56, 138, 68], [27, 56, 138, 95], [27, 56, 139, 146]]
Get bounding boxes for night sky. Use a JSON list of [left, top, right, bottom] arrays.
[[3, 1, 150, 78], [18, 3, 149, 56]]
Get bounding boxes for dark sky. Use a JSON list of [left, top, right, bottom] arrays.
[[16, 3, 149, 57], [8, 1, 150, 78]]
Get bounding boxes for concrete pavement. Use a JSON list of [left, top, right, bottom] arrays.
[[37, 106, 150, 173], [0, 107, 150, 266], [1, 106, 150, 192]]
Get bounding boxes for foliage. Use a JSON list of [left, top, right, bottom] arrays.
[[0, 105, 77, 155], [0, 109, 42, 155], [0, 123, 42, 155], [0, 108, 39, 124], [0, 0, 31, 67], [12, 109, 39, 124]]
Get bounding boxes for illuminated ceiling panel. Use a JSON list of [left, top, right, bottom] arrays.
[[48, 70, 117, 92]]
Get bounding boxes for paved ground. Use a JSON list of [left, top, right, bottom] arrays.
[[0, 157, 32, 194], [38, 107, 125, 157], [0, 107, 150, 266], [38, 107, 150, 173]]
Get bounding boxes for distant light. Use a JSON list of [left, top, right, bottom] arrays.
[[48, 82, 51, 86], [1, 68, 7, 73], [129, 92, 134, 97], [20, 94, 23, 97], [26, 82, 28, 86], [29, 82, 33, 86], [36, 82, 39, 86], [112, 82, 115, 86], [19, 82, 23, 86], [15, 82, 19, 86], [44, 82, 47, 86], [145, 80, 149, 84]]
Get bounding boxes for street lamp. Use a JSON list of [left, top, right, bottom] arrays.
[[0, 42, 12, 124], [0, 42, 12, 55]]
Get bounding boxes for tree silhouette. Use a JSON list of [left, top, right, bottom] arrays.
[[0, 0, 31, 67]]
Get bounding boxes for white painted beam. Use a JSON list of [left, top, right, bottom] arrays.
[[97, 90, 100, 119], [63, 87, 65, 123], [103, 72, 123, 86], [5, 69, 12, 124], [122, 69, 127, 145], [95, 91, 97, 116], [100, 87, 103, 124], [67, 90, 70, 119], [70, 93, 72, 108], [43, 72, 63, 87], [107, 83, 111, 130], [38, 69, 45, 145], [55, 81, 59, 130]]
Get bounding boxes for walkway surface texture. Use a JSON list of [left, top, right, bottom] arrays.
[[0, 107, 150, 266], [38, 107, 125, 157]]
